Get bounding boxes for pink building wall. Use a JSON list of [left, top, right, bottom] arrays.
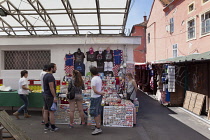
[[146, 0, 210, 62], [131, 25, 146, 63]]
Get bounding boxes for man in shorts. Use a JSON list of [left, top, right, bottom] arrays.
[[90, 67, 105, 135], [43, 63, 58, 132]]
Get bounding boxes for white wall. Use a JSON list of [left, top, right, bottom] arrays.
[[0, 36, 140, 89]]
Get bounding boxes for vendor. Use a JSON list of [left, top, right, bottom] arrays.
[[126, 73, 138, 103]]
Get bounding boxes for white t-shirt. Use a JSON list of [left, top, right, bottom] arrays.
[[91, 76, 102, 98], [18, 77, 29, 95], [40, 71, 47, 92]]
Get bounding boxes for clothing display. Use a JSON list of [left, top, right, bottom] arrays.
[[104, 62, 113, 71], [86, 48, 96, 62], [113, 49, 123, 65], [104, 49, 113, 62], [167, 66, 175, 92], [74, 51, 85, 63], [65, 54, 74, 66], [113, 64, 120, 77], [64, 66, 74, 75], [95, 51, 105, 62], [64, 47, 123, 79], [74, 63, 85, 76], [97, 61, 104, 73]]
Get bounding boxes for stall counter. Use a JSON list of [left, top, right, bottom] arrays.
[[0, 91, 43, 108]]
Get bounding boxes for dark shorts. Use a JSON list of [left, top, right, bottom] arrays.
[[90, 96, 102, 117], [44, 95, 54, 111]]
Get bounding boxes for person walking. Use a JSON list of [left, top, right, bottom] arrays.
[[126, 73, 138, 103], [89, 67, 105, 135], [67, 70, 85, 128], [40, 64, 48, 125], [13, 70, 32, 119], [43, 63, 58, 132]]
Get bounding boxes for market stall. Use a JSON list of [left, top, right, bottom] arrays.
[[56, 74, 138, 127]]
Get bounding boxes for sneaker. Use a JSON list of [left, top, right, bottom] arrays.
[[41, 121, 45, 125], [92, 128, 102, 135], [44, 126, 51, 131], [68, 124, 74, 128], [50, 126, 59, 132]]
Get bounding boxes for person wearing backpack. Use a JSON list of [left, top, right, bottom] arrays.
[[67, 70, 85, 128]]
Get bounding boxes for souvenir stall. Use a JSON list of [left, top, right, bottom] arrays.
[[57, 75, 137, 127]]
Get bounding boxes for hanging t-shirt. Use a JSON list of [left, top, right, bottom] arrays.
[[65, 54, 74, 66], [74, 63, 85, 76], [95, 51, 105, 62], [86, 51, 96, 62], [104, 50, 113, 62], [97, 61, 104, 73], [113, 50, 123, 65], [74, 52, 85, 63]]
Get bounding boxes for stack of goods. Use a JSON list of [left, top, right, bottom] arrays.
[[102, 77, 116, 93], [0, 79, 3, 86], [103, 103, 134, 127], [83, 76, 91, 102], [28, 80, 60, 93]]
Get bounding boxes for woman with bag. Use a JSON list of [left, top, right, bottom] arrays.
[[67, 70, 85, 128], [126, 73, 138, 103]]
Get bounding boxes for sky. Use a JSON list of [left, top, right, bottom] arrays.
[[125, 0, 154, 35]]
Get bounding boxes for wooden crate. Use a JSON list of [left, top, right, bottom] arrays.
[[188, 92, 198, 111], [183, 91, 192, 109], [192, 94, 205, 115]]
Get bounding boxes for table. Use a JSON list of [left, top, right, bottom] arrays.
[[0, 91, 43, 108]]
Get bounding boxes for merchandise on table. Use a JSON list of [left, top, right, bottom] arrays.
[[0, 79, 3, 86], [28, 80, 60, 93], [103, 106, 133, 127], [56, 75, 138, 127]]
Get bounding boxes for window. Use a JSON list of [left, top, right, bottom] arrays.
[[203, 0, 209, 3], [189, 3, 194, 13], [170, 18, 174, 33], [201, 11, 210, 35], [4, 50, 50, 70], [148, 33, 150, 43], [173, 44, 178, 58], [187, 19, 195, 39]]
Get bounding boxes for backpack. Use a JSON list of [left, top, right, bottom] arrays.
[[67, 79, 82, 100]]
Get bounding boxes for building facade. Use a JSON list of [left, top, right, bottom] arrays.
[[130, 16, 147, 63], [0, 36, 140, 89], [146, 0, 210, 62]]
